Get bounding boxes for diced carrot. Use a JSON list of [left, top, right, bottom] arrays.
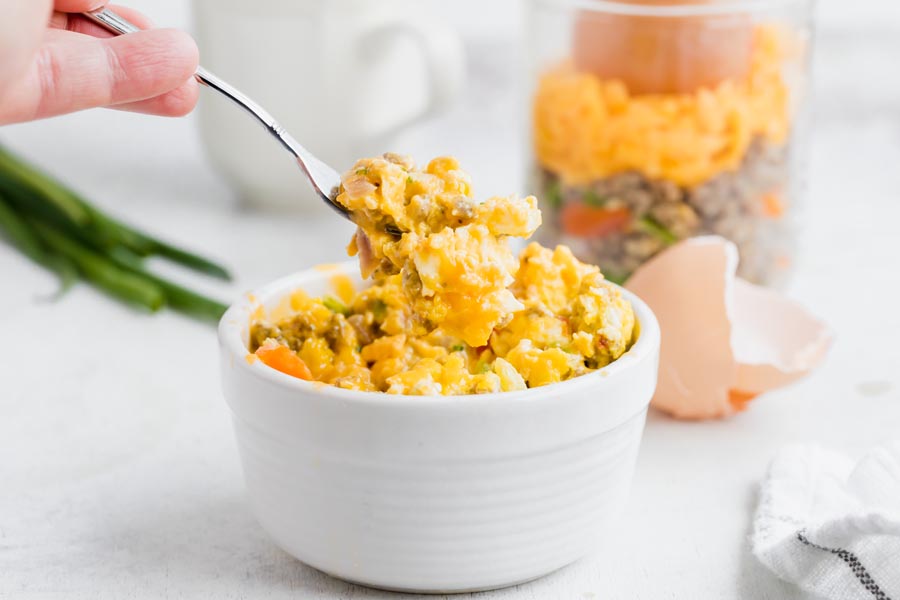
[[761, 192, 784, 218], [255, 344, 313, 380], [561, 204, 631, 237]]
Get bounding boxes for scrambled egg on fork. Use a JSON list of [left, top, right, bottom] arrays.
[[249, 155, 636, 395], [340, 154, 541, 346]]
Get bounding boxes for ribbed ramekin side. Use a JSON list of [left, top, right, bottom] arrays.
[[231, 408, 647, 592]]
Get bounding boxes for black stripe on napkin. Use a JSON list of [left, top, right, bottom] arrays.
[[796, 530, 893, 600]]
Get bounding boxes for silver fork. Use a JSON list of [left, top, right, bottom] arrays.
[[82, 8, 352, 221]]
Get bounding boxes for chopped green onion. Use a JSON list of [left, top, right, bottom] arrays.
[[356, 167, 369, 176], [370, 299, 388, 319], [544, 180, 563, 209], [477, 361, 492, 374], [323, 296, 350, 315], [603, 270, 628, 286], [583, 189, 608, 207], [637, 215, 678, 245], [450, 344, 466, 352]]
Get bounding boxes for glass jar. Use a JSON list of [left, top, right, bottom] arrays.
[[525, 0, 813, 285]]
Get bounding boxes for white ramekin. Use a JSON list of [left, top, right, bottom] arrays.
[[218, 262, 660, 593]]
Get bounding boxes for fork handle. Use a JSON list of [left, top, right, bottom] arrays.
[[81, 8, 345, 210]]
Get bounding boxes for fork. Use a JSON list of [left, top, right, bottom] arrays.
[[82, 7, 355, 222]]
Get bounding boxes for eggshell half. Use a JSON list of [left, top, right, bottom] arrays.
[[625, 236, 831, 419], [731, 279, 833, 395], [573, 0, 753, 95], [626, 237, 738, 419]]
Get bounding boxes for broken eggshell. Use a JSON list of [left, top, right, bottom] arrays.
[[626, 236, 832, 420]]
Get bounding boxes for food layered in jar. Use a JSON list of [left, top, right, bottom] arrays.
[[532, 21, 801, 285]]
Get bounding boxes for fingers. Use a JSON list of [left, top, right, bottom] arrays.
[[53, 0, 108, 12], [111, 78, 200, 117], [0, 28, 199, 124], [0, 0, 52, 88], [50, 5, 153, 38], [43, 6, 194, 119]]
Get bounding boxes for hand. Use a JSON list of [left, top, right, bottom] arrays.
[[0, 0, 200, 125]]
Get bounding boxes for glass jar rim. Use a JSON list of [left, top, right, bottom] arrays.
[[530, 0, 813, 17]]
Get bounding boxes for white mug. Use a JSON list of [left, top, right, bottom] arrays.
[[192, 0, 465, 212]]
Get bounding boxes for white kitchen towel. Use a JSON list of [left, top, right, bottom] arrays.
[[752, 442, 900, 600]]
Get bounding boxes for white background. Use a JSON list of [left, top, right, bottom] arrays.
[[2, 1, 900, 599]]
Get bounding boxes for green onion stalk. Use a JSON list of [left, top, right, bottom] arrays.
[[0, 144, 231, 322]]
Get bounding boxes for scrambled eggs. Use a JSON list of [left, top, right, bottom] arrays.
[[249, 156, 636, 395], [533, 25, 790, 187], [339, 154, 541, 346]]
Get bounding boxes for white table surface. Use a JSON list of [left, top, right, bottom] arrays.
[[2, 2, 900, 599]]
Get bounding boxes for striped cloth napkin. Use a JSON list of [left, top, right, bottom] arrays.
[[752, 443, 900, 600]]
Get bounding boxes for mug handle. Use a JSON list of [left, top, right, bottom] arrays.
[[355, 15, 465, 140]]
